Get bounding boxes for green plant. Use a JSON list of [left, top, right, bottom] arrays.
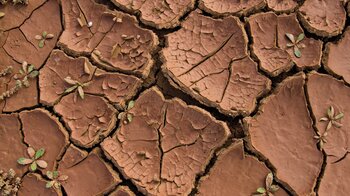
[[35, 31, 54, 48], [0, 62, 39, 102], [285, 33, 305, 58], [63, 76, 90, 100], [320, 106, 344, 130], [253, 173, 279, 196], [46, 171, 68, 189], [17, 147, 48, 172], [0, 169, 21, 196], [118, 100, 135, 124], [314, 131, 327, 150]]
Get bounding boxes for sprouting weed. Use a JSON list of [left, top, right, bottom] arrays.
[[314, 131, 328, 150], [45, 171, 68, 189], [285, 33, 305, 58], [17, 147, 48, 172], [0, 62, 39, 102], [253, 173, 279, 196], [63, 76, 90, 101], [35, 31, 54, 48], [319, 106, 344, 131], [118, 100, 135, 124], [0, 168, 21, 196]]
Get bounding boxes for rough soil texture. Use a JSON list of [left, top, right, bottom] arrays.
[[101, 87, 230, 195], [162, 10, 271, 117], [247, 12, 323, 76], [298, 0, 346, 37], [197, 140, 288, 196], [323, 27, 350, 84], [1, 0, 350, 195], [245, 73, 323, 195], [110, 0, 195, 29]]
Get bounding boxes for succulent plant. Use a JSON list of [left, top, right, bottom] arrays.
[[17, 147, 48, 172], [0, 169, 21, 196], [253, 173, 279, 196], [45, 171, 68, 189], [285, 33, 305, 58], [35, 31, 54, 48]]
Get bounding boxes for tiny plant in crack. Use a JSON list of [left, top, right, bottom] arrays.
[[46, 171, 68, 189], [253, 173, 279, 196], [118, 100, 135, 124], [35, 31, 54, 48], [63, 76, 90, 101], [17, 147, 48, 172], [315, 106, 344, 150], [285, 33, 305, 58], [0, 168, 21, 196], [0, 61, 39, 102]]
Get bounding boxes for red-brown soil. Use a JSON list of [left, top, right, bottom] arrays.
[[1, 0, 350, 195]]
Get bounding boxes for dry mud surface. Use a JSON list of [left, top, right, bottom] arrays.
[[0, 0, 350, 195]]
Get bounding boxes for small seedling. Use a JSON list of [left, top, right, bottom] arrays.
[[253, 173, 279, 196], [285, 33, 305, 58], [35, 31, 54, 48], [314, 131, 328, 150], [0, 168, 21, 196], [17, 147, 48, 172], [46, 171, 68, 189], [63, 76, 90, 100], [0, 66, 13, 77], [320, 106, 344, 131], [118, 100, 135, 124]]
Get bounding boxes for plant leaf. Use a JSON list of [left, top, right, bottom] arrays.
[[334, 113, 344, 120], [319, 117, 329, 122], [35, 35, 43, 40], [42, 31, 48, 38], [28, 65, 35, 74], [286, 43, 294, 47], [127, 101, 135, 110], [53, 171, 59, 178], [46, 181, 54, 188], [35, 148, 45, 159], [256, 187, 266, 194], [54, 181, 61, 189], [38, 39, 45, 48], [22, 61, 28, 73], [27, 147, 36, 158], [269, 185, 279, 193], [296, 33, 305, 43], [64, 77, 78, 85], [328, 106, 334, 118], [265, 173, 273, 188], [117, 112, 124, 120], [47, 171, 54, 180], [333, 121, 343, 128], [64, 85, 78, 94], [30, 161, 37, 171], [36, 160, 48, 169], [28, 70, 39, 78], [46, 34, 54, 39], [326, 121, 332, 131], [127, 113, 133, 123], [58, 175, 68, 181], [77, 86, 84, 99], [294, 47, 301, 58], [285, 33, 295, 43], [17, 157, 33, 165]]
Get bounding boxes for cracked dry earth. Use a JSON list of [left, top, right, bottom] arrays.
[[0, 0, 350, 195]]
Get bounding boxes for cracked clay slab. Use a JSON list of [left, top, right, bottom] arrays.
[[198, 0, 266, 16], [244, 73, 323, 195], [101, 87, 230, 195], [323, 27, 350, 84], [197, 140, 287, 196], [161, 10, 271, 117], [266, 0, 298, 13], [110, 0, 195, 29], [247, 12, 322, 76], [58, 146, 121, 195], [110, 186, 135, 196], [298, 0, 346, 37], [18, 173, 62, 196], [306, 72, 350, 163]]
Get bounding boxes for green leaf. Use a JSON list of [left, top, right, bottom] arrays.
[[127, 113, 133, 123], [42, 31, 48, 38], [265, 173, 273, 188], [38, 39, 45, 48], [64, 85, 78, 94], [30, 161, 37, 171], [256, 187, 266, 194], [28, 70, 39, 78], [334, 113, 344, 120], [28, 65, 35, 74], [285, 33, 295, 43], [269, 185, 279, 193], [47, 171, 54, 180], [328, 106, 334, 118], [36, 160, 48, 169], [35, 148, 45, 159], [46, 181, 54, 188], [53, 171, 59, 178], [17, 157, 33, 165], [294, 47, 301, 58], [127, 101, 135, 110], [296, 33, 305, 43]]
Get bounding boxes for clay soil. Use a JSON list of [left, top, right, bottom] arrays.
[[0, 0, 350, 195]]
